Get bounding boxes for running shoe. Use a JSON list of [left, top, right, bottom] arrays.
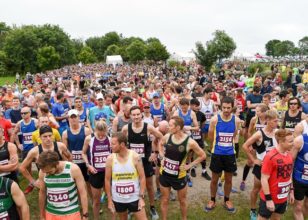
[[169, 191, 176, 201], [224, 201, 236, 213], [24, 184, 34, 195], [100, 191, 106, 203], [154, 190, 161, 201], [240, 181, 246, 191], [190, 167, 196, 177], [217, 184, 224, 197], [150, 207, 159, 220], [250, 210, 257, 220], [231, 187, 238, 193], [187, 176, 193, 187], [204, 200, 216, 212], [128, 211, 132, 220], [201, 171, 211, 181]]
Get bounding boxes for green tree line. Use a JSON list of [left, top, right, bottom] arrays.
[[265, 37, 308, 57], [0, 22, 169, 75]]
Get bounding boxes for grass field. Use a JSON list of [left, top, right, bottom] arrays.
[[0, 76, 16, 86]]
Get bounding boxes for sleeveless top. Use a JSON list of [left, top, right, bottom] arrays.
[[117, 116, 132, 132], [293, 134, 308, 184], [78, 109, 87, 125], [255, 117, 266, 131], [178, 109, 193, 126], [212, 114, 236, 155], [88, 136, 111, 172], [111, 151, 140, 203], [44, 162, 79, 215], [253, 129, 277, 161], [150, 103, 166, 122], [0, 142, 17, 182], [21, 119, 36, 151], [283, 111, 302, 132], [0, 177, 19, 220], [38, 142, 62, 161], [67, 126, 85, 164], [301, 120, 308, 135], [128, 123, 151, 159], [199, 99, 214, 124], [160, 135, 190, 179]]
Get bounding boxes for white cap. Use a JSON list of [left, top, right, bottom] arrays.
[[22, 89, 29, 95], [68, 109, 79, 117], [96, 93, 104, 100]]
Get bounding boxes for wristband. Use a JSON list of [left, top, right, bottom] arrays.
[[265, 194, 272, 201]]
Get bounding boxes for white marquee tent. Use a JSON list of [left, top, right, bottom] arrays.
[[106, 55, 123, 67]]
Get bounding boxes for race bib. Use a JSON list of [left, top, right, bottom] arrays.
[[130, 143, 145, 157], [47, 189, 70, 207], [154, 115, 163, 122], [72, 150, 84, 164], [205, 112, 212, 120], [192, 130, 201, 140], [0, 211, 9, 220], [23, 132, 33, 145], [115, 182, 135, 199], [93, 152, 109, 169], [163, 158, 180, 175], [302, 164, 308, 181], [218, 132, 233, 147], [277, 181, 291, 199], [0, 159, 10, 177]]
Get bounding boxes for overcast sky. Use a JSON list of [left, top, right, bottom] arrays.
[[1, 0, 307, 55]]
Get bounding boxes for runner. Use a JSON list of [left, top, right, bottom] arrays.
[[122, 106, 163, 220], [282, 97, 306, 133], [37, 151, 89, 220], [13, 106, 38, 194], [112, 104, 132, 132], [291, 132, 308, 220], [258, 129, 294, 220], [19, 125, 71, 193], [51, 92, 69, 136], [105, 132, 147, 220], [190, 98, 211, 180], [150, 92, 169, 123], [62, 109, 91, 189], [0, 176, 30, 220], [159, 116, 206, 220], [32, 116, 61, 146], [273, 90, 289, 128], [243, 110, 278, 220], [73, 97, 88, 126], [82, 120, 111, 220], [0, 126, 18, 182], [205, 96, 241, 213], [241, 104, 269, 191]]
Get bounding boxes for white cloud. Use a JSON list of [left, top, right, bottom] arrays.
[[1, 0, 308, 54]]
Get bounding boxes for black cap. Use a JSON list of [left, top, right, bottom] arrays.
[[39, 125, 52, 136]]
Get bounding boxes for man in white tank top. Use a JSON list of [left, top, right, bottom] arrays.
[[105, 132, 147, 220], [294, 118, 308, 137]]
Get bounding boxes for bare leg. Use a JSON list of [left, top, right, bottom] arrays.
[[160, 185, 171, 220], [177, 186, 188, 220]]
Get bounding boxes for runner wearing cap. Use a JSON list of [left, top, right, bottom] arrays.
[[52, 92, 69, 136], [122, 106, 163, 220], [19, 125, 71, 194], [258, 129, 294, 220], [38, 151, 89, 220], [82, 120, 111, 220], [62, 109, 91, 188], [150, 92, 169, 124], [32, 116, 61, 146], [105, 132, 147, 220], [88, 93, 106, 133]]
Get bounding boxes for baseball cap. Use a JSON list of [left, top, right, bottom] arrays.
[[152, 92, 159, 98], [22, 89, 29, 95], [96, 93, 104, 100], [68, 109, 79, 117], [296, 83, 305, 88]]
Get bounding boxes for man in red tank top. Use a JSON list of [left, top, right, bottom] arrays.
[[258, 129, 294, 220]]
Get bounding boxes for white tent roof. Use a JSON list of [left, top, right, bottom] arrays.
[[169, 52, 196, 62], [106, 55, 123, 65]]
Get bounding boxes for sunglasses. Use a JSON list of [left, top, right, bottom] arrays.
[[21, 112, 30, 115], [143, 106, 150, 109], [290, 102, 298, 105]]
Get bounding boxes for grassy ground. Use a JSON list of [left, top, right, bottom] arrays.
[[0, 76, 16, 86]]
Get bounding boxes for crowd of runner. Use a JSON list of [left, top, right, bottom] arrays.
[[0, 62, 307, 220]]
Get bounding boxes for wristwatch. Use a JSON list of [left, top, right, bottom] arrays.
[[139, 194, 145, 199], [82, 212, 89, 218]]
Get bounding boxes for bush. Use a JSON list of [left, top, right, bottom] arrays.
[[247, 63, 266, 74]]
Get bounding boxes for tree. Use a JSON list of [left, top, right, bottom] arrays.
[[274, 40, 295, 56], [0, 22, 11, 49], [37, 46, 60, 71], [194, 30, 236, 71], [126, 40, 146, 63], [0, 50, 7, 75], [104, 44, 120, 58], [85, 37, 104, 61], [299, 36, 308, 55], [101, 32, 121, 53], [77, 46, 97, 64], [146, 41, 169, 61], [71, 38, 84, 58], [4, 26, 40, 73], [265, 39, 281, 56]]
